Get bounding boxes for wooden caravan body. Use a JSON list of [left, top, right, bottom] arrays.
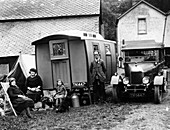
[[32, 30, 117, 89]]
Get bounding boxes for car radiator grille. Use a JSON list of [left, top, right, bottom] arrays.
[[131, 72, 142, 84]]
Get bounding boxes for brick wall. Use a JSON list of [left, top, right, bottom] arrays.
[[0, 16, 99, 57]]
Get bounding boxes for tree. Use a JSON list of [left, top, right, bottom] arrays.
[[102, 0, 170, 41], [102, 0, 132, 40]]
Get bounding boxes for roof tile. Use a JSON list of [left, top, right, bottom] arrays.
[[0, 0, 100, 20]]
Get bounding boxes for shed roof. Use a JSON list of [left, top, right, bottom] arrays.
[[121, 40, 163, 50], [118, 0, 165, 20], [0, 0, 100, 20]]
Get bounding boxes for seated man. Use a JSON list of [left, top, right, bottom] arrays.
[[26, 68, 43, 103]]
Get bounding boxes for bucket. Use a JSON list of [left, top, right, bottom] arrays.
[[71, 93, 80, 107]]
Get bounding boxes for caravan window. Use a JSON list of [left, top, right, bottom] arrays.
[[105, 44, 111, 55], [52, 42, 66, 56], [92, 42, 100, 52], [49, 40, 68, 60]]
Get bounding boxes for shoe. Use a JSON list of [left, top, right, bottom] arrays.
[[27, 114, 33, 118], [25, 108, 33, 118], [93, 102, 98, 105]]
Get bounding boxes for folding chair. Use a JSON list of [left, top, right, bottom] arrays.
[[0, 82, 17, 116]]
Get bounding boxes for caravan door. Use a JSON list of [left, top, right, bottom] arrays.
[[52, 60, 71, 88], [49, 39, 71, 88]]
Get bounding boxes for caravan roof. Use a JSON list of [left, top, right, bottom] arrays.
[[56, 30, 104, 40]]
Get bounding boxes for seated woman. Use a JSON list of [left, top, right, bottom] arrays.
[[53, 79, 67, 110], [7, 77, 34, 118], [26, 68, 43, 103]]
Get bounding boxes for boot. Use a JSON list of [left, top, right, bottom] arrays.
[[25, 107, 33, 118]]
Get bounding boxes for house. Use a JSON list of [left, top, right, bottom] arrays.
[[164, 12, 170, 67], [0, 0, 102, 75], [117, 0, 166, 67]]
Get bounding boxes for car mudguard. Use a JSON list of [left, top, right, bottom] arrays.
[[154, 75, 164, 85], [110, 75, 120, 85]]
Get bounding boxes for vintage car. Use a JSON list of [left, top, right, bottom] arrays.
[[111, 41, 168, 104]]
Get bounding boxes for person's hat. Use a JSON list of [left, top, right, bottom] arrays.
[[9, 77, 16, 84], [29, 68, 37, 73], [93, 51, 100, 55]]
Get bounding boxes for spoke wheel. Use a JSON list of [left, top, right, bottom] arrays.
[[163, 79, 167, 93], [154, 86, 162, 104], [112, 85, 119, 103]]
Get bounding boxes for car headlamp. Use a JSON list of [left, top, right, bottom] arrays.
[[123, 77, 129, 85], [142, 76, 150, 84]]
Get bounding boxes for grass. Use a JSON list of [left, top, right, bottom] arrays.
[[0, 103, 133, 130]]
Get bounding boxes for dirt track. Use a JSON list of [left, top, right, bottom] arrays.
[[113, 90, 170, 130], [1, 90, 170, 130]]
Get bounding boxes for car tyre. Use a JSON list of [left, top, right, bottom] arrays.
[[154, 86, 162, 104]]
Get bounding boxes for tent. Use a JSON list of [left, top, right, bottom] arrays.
[[7, 54, 36, 94]]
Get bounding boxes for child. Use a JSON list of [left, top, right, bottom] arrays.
[[53, 79, 67, 110]]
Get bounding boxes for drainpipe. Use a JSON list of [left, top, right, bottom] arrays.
[[162, 15, 167, 67], [162, 16, 167, 60], [162, 16, 167, 48]]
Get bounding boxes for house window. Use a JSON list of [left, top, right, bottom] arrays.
[[49, 39, 68, 60], [138, 18, 147, 34]]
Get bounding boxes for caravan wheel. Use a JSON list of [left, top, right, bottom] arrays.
[[112, 85, 119, 103]]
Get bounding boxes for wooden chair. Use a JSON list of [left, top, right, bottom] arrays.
[[0, 82, 17, 116]]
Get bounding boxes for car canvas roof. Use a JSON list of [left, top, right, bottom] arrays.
[[121, 40, 163, 51]]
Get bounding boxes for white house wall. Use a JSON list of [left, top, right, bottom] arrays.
[[117, 3, 165, 57], [164, 15, 170, 47], [0, 16, 99, 57]]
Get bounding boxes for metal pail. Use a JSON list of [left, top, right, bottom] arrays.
[[71, 94, 80, 107]]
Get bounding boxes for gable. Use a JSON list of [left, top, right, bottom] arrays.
[[0, 0, 100, 20], [118, 0, 165, 20], [118, 3, 165, 23]]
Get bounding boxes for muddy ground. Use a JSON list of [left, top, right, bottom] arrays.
[[1, 90, 170, 130]]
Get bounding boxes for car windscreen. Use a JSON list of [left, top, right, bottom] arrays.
[[125, 50, 158, 62]]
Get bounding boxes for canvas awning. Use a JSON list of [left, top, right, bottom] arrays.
[[7, 54, 36, 94], [121, 40, 163, 51], [8, 54, 36, 78]]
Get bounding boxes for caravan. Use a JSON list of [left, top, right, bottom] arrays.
[[32, 30, 117, 103]]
